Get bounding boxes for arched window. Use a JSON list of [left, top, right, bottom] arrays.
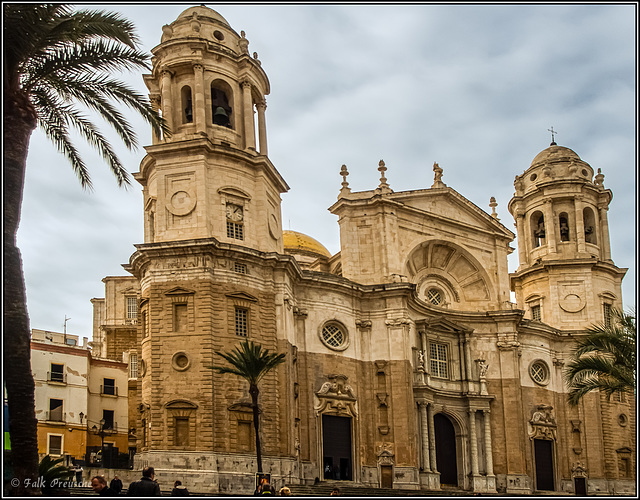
[[531, 211, 546, 248], [211, 83, 232, 127], [559, 213, 570, 242], [181, 86, 193, 124], [583, 207, 597, 244]]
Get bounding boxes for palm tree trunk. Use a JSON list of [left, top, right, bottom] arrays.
[[249, 384, 263, 473], [3, 90, 41, 495]]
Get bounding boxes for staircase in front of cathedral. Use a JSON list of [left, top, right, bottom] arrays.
[[285, 482, 471, 496]]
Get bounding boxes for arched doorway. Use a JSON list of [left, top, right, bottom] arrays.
[[434, 413, 457, 486]]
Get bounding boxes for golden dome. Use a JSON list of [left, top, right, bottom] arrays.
[[283, 230, 331, 259]]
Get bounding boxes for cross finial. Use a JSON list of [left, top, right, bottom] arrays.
[[548, 126, 558, 146]]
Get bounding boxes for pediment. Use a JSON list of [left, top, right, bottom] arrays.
[[218, 186, 251, 201], [164, 287, 195, 296], [164, 399, 198, 410], [226, 291, 258, 302], [395, 188, 514, 239], [418, 317, 472, 334]]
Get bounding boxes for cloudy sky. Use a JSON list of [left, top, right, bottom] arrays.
[[17, 2, 636, 339]]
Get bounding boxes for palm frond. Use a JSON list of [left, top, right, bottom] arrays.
[[211, 340, 286, 387], [564, 308, 636, 406]]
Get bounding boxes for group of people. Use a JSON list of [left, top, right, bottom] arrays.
[[90, 467, 189, 496]]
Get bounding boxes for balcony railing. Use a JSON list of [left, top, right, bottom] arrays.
[[100, 385, 118, 396], [46, 411, 66, 422], [47, 371, 66, 384]]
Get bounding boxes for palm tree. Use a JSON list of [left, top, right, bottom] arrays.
[[3, 4, 166, 493], [211, 340, 286, 472], [564, 308, 636, 406]]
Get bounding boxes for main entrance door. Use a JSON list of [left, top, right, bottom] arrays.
[[434, 413, 457, 485], [534, 439, 555, 491], [322, 415, 352, 481]]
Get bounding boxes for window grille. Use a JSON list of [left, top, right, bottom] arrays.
[[126, 297, 138, 319], [235, 308, 248, 337], [529, 361, 549, 385], [532, 305, 541, 321], [603, 303, 612, 328], [429, 343, 448, 379], [227, 221, 244, 240], [426, 288, 443, 306], [322, 324, 345, 349], [234, 262, 247, 274]]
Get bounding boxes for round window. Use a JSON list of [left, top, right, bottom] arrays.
[[171, 352, 191, 372], [213, 30, 224, 41], [618, 414, 628, 427], [320, 322, 349, 351], [530, 173, 538, 181], [529, 360, 550, 385], [140, 359, 147, 377], [426, 288, 443, 306]]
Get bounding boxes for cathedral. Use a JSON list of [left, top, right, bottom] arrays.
[[90, 6, 635, 495]]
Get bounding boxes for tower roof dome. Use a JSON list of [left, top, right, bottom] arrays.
[[176, 5, 230, 26], [283, 230, 331, 259], [531, 144, 581, 167]]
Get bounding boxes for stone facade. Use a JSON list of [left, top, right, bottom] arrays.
[[92, 6, 634, 496]]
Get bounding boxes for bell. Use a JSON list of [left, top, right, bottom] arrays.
[[213, 106, 229, 126]]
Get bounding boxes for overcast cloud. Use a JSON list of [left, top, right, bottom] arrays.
[[16, 3, 636, 340]]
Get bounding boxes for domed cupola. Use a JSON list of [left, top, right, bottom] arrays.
[[143, 5, 270, 152], [508, 139, 625, 330]]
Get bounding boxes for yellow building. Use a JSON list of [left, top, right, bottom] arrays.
[[92, 6, 634, 495], [31, 329, 129, 467]]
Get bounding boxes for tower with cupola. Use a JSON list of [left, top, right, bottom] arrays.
[[508, 141, 627, 329], [136, 6, 288, 251]]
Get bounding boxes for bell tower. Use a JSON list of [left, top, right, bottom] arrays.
[[508, 141, 627, 329], [135, 6, 288, 252]]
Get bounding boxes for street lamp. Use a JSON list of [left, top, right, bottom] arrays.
[[92, 419, 106, 467]]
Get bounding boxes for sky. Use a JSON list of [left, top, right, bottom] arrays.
[[16, 2, 637, 340]]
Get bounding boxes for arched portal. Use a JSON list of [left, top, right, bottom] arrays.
[[434, 413, 457, 485]]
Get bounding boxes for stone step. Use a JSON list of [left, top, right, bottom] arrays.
[[286, 483, 471, 497]]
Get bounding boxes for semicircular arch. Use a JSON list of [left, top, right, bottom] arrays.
[[405, 239, 494, 309]]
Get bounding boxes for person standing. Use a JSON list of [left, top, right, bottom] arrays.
[[110, 475, 123, 495], [127, 467, 161, 496], [91, 476, 118, 496], [171, 480, 189, 496]]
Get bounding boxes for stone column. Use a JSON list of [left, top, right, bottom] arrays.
[[256, 100, 268, 156], [483, 410, 494, 476], [599, 206, 612, 261], [543, 200, 557, 252], [419, 402, 431, 472], [149, 95, 161, 144], [514, 212, 529, 267], [427, 403, 437, 472], [469, 409, 479, 476], [161, 70, 174, 134], [193, 64, 206, 135], [574, 197, 586, 253], [464, 334, 473, 393], [241, 81, 256, 150]]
